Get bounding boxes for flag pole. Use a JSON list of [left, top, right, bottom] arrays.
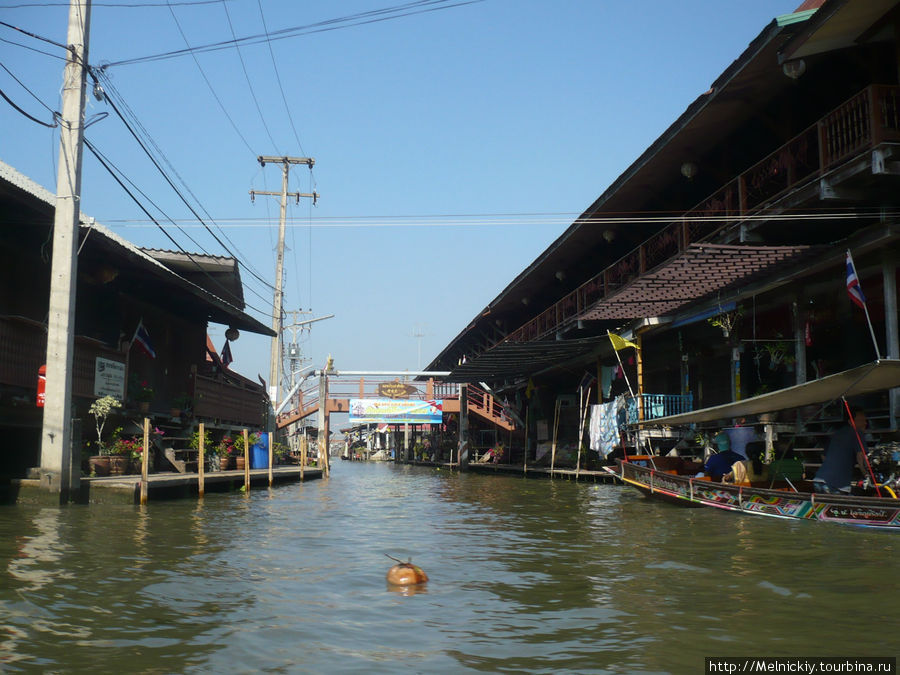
[[847, 250, 882, 360], [607, 331, 635, 397]]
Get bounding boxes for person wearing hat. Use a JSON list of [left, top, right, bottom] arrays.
[[703, 432, 745, 481]]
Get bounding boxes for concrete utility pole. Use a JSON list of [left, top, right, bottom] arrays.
[[41, 0, 92, 502], [250, 156, 317, 406]]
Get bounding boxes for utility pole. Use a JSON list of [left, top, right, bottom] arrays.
[[41, 0, 92, 502], [250, 156, 317, 406]]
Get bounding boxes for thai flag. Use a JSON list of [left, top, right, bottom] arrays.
[[221, 340, 234, 368], [133, 319, 156, 359], [846, 251, 866, 309]]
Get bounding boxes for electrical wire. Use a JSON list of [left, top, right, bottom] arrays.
[[91, 67, 277, 292], [0, 19, 68, 50], [220, 0, 278, 153], [102, 0, 484, 68], [0, 35, 67, 61], [0, 85, 57, 127], [0, 1, 225, 7], [94, 208, 900, 228], [83, 136, 276, 319], [256, 0, 305, 157], [165, 0, 257, 157]]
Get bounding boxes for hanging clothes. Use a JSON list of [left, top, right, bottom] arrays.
[[590, 395, 625, 458]]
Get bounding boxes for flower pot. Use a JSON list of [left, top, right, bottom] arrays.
[[89, 455, 110, 477], [170, 408, 181, 419], [220, 456, 232, 471], [235, 456, 245, 471], [108, 455, 129, 475], [139, 401, 150, 413]]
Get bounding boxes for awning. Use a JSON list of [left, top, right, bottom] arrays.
[[445, 335, 610, 383], [579, 244, 814, 320], [642, 359, 900, 426]]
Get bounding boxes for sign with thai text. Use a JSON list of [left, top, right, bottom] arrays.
[[376, 380, 417, 399], [94, 357, 126, 399], [349, 398, 443, 424]]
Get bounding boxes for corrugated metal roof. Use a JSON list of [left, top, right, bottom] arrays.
[[0, 159, 273, 336]]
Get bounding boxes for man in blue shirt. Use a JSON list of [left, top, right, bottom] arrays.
[[813, 405, 868, 494]]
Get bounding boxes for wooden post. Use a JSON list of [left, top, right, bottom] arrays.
[[458, 383, 469, 469], [550, 398, 561, 477], [523, 404, 529, 474], [300, 435, 307, 480], [198, 421, 205, 497], [140, 417, 149, 505], [268, 431, 273, 487], [243, 428, 250, 492]]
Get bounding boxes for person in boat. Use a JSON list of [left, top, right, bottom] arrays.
[[722, 441, 767, 486], [812, 405, 868, 495], [702, 432, 745, 480]]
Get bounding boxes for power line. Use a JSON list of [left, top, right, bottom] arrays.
[[165, 0, 257, 156], [91, 68, 277, 292], [256, 0, 305, 157], [102, 0, 484, 68], [83, 136, 275, 319], [0, 1, 225, 7], [0, 35, 68, 61], [220, 0, 279, 153]]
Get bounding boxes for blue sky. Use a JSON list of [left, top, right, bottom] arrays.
[[1, 0, 800, 394]]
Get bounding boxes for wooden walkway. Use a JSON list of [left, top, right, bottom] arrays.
[[78, 466, 323, 503]]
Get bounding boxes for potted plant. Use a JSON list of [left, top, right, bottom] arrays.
[[87, 395, 122, 476], [128, 376, 154, 413], [108, 428, 138, 475], [216, 435, 236, 470], [171, 392, 192, 419], [232, 432, 260, 470]]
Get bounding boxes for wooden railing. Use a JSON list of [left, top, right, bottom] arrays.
[[193, 373, 265, 427], [503, 85, 900, 345], [625, 393, 693, 425], [0, 316, 125, 399], [467, 384, 515, 430]]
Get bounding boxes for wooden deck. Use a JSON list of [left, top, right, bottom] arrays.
[[5, 467, 323, 504], [402, 460, 620, 483]]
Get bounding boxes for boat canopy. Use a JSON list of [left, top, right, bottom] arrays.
[[640, 359, 900, 426]]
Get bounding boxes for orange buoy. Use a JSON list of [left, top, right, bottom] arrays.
[[385, 560, 428, 586]]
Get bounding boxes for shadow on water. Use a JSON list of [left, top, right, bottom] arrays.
[[0, 462, 897, 673]]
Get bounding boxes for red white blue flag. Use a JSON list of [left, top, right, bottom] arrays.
[[133, 319, 156, 359], [221, 340, 234, 368], [845, 251, 866, 309]]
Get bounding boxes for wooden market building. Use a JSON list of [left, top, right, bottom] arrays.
[[426, 0, 900, 468], [0, 159, 277, 500]]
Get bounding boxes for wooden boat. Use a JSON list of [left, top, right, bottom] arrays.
[[605, 359, 900, 529]]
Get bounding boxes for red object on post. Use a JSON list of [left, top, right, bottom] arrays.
[[37, 365, 46, 407]]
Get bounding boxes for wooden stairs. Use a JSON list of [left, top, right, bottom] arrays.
[[467, 384, 515, 431]]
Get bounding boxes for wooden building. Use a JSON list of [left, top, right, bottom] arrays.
[[427, 0, 900, 464], [0, 159, 274, 483]]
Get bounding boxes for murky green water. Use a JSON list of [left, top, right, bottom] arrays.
[[0, 463, 897, 673]]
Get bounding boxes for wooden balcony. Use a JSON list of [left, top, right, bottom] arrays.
[[193, 373, 265, 428], [0, 316, 124, 400], [504, 85, 900, 345]]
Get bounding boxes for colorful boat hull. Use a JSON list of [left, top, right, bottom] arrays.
[[607, 460, 900, 529]]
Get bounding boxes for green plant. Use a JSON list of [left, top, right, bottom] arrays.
[[128, 373, 154, 402], [89, 395, 121, 452], [190, 428, 213, 452], [233, 431, 261, 455], [172, 393, 193, 411]]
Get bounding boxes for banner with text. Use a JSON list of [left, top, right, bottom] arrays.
[[349, 398, 443, 424]]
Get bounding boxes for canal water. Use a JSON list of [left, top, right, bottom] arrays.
[[1, 462, 897, 673]]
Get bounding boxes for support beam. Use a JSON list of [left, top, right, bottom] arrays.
[[884, 257, 899, 429]]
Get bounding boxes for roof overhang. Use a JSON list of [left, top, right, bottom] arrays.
[[445, 335, 611, 383], [642, 359, 900, 426], [779, 0, 899, 63], [578, 244, 815, 321]]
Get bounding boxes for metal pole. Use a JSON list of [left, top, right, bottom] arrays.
[[40, 0, 92, 502]]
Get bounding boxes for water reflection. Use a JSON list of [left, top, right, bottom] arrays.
[[0, 464, 897, 673]]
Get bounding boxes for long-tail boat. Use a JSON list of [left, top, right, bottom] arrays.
[[605, 360, 900, 529]]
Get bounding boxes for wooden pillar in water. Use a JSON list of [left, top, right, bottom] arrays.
[[458, 383, 469, 469], [198, 421, 205, 497], [140, 417, 149, 505], [243, 428, 250, 493]]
